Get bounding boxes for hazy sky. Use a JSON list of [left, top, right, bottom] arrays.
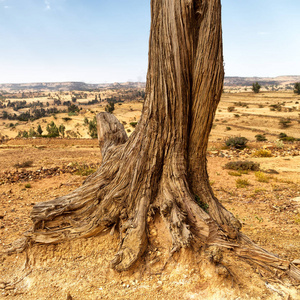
[[0, 0, 299, 84]]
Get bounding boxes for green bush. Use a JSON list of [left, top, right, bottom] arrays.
[[225, 136, 248, 149], [294, 82, 300, 95], [88, 117, 97, 139], [279, 118, 291, 128], [130, 121, 138, 127], [255, 134, 267, 142], [105, 101, 115, 113], [46, 121, 59, 137], [252, 82, 261, 93]]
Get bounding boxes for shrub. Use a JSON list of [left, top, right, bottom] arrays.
[[74, 164, 96, 176], [59, 124, 65, 137], [84, 117, 89, 125], [130, 121, 138, 128], [25, 183, 32, 188], [252, 149, 272, 157], [225, 136, 248, 149], [236, 179, 250, 188], [255, 171, 270, 183], [278, 133, 299, 142], [46, 121, 59, 137], [255, 134, 267, 142], [269, 104, 282, 112], [63, 117, 72, 122], [88, 117, 97, 139], [294, 82, 300, 95], [105, 101, 115, 113], [279, 118, 291, 128], [37, 124, 43, 136], [252, 82, 261, 93], [227, 106, 235, 112], [224, 160, 260, 171], [234, 114, 240, 118], [275, 139, 284, 149], [68, 104, 80, 113], [14, 160, 33, 168]]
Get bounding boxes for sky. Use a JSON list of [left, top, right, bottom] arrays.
[[0, 0, 299, 84]]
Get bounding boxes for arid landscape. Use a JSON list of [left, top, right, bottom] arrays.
[[1, 79, 300, 299]]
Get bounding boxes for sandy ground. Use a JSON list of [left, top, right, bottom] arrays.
[[0, 138, 300, 299]]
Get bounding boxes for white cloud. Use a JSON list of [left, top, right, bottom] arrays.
[[45, 0, 51, 10]]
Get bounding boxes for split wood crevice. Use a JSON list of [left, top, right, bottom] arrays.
[[4, 0, 300, 283]]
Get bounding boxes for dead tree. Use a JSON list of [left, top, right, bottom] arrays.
[[12, 0, 300, 280]]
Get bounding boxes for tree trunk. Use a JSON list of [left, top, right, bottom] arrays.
[[11, 0, 300, 280]]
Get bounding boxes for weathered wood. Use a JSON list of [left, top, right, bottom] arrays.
[[6, 0, 300, 282], [96, 112, 128, 158]]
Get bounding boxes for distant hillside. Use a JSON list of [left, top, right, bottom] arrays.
[[224, 75, 300, 87], [0, 81, 146, 92], [0, 76, 299, 92]]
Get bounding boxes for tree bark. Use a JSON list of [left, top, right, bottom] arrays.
[[11, 0, 300, 280]]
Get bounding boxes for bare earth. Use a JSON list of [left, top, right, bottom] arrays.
[[0, 91, 300, 299]]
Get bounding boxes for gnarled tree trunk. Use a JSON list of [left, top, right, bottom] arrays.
[[12, 0, 300, 280]]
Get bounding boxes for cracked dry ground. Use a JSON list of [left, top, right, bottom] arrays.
[[0, 139, 300, 299]]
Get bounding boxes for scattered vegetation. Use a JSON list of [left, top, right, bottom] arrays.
[[227, 106, 235, 112], [278, 132, 300, 142], [225, 136, 248, 149]]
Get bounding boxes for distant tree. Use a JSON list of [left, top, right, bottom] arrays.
[[59, 124, 66, 137], [37, 125, 43, 136], [46, 121, 59, 137], [22, 131, 29, 138], [294, 82, 300, 95], [252, 82, 261, 93], [28, 128, 37, 138], [84, 117, 89, 125], [68, 104, 80, 113], [71, 96, 77, 103], [88, 117, 97, 139], [105, 101, 115, 113]]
